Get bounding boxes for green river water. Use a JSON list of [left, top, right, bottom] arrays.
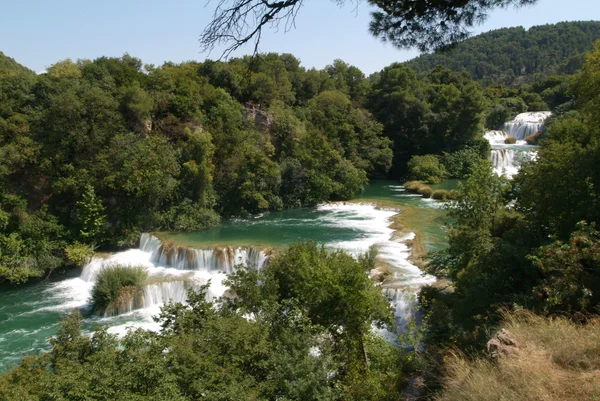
[[0, 180, 450, 373]]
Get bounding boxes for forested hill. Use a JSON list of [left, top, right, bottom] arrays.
[[404, 21, 600, 86], [0, 51, 34, 75]]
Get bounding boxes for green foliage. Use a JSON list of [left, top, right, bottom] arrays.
[[422, 43, 600, 350], [75, 184, 106, 245], [405, 22, 600, 87], [418, 185, 433, 198], [91, 265, 148, 314], [1, 243, 411, 400], [64, 242, 94, 267], [432, 189, 448, 200], [441, 140, 491, 178], [407, 154, 448, 184], [157, 199, 221, 232], [531, 222, 600, 313], [368, 65, 485, 175], [0, 195, 67, 284]]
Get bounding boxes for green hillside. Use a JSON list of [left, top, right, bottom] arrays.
[[0, 51, 34, 75], [404, 21, 600, 86]]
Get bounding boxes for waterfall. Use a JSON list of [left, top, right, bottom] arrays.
[[485, 111, 551, 178], [383, 288, 417, 330], [503, 111, 552, 140], [144, 235, 270, 272], [83, 235, 271, 317], [140, 232, 161, 253], [140, 281, 192, 309]]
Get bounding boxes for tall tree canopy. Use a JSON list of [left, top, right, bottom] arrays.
[[200, 0, 539, 56]]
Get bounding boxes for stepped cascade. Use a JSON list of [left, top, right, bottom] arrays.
[[485, 112, 551, 177], [79, 234, 271, 317], [140, 233, 269, 273], [504, 111, 552, 140], [0, 195, 444, 372]]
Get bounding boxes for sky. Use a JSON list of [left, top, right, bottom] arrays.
[[1, 0, 599, 75]]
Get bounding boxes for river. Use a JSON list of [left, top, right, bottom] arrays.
[[0, 180, 449, 373]]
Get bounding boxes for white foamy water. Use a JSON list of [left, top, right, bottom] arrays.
[[485, 112, 551, 178], [504, 111, 552, 140], [35, 236, 269, 334], [31, 203, 434, 344], [316, 203, 436, 334]]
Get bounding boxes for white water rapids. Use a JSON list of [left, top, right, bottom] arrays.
[[38, 202, 434, 337]]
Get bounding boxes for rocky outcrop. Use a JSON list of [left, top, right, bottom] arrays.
[[487, 328, 520, 360], [243, 107, 272, 135]]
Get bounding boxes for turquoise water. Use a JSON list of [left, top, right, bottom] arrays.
[[166, 180, 448, 252], [0, 180, 448, 373]]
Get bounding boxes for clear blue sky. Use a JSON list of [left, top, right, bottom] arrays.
[[1, 0, 598, 75]]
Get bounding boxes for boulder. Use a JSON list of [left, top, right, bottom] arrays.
[[487, 328, 520, 360]]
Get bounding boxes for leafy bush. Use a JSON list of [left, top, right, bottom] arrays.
[[64, 242, 94, 267], [485, 97, 527, 129], [159, 199, 221, 232], [530, 222, 600, 313], [432, 190, 448, 200], [504, 136, 517, 144], [418, 186, 433, 198], [91, 265, 148, 314], [403, 180, 424, 192], [441, 141, 489, 179], [445, 190, 460, 201], [407, 155, 447, 184]]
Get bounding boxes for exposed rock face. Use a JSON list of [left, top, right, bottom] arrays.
[[243, 107, 272, 135], [143, 119, 152, 133], [487, 328, 520, 360]]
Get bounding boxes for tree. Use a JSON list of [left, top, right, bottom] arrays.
[[200, 0, 539, 57], [75, 184, 107, 246]]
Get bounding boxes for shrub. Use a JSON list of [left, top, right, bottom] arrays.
[[403, 180, 424, 192], [91, 265, 148, 314], [441, 141, 489, 179], [418, 186, 433, 198], [445, 190, 460, 201], [407, 155, 448, 184], [158, 199, 221, 232], [525, 131, 542, 145], [432, 190, 448, 200], [504, 136, 517, 144], [64, 242, 94, 267]]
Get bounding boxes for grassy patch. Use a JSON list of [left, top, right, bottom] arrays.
[[434, 311, 600, 401], [91, 265, 149, 314]]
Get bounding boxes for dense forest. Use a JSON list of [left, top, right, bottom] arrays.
[[1, 19, 600, 399], [0, 23, 587, 284], [405, 21, 600, 86], [0, 46, 500, 285]]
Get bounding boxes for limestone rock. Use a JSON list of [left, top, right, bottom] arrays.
[[487, 328, 520, 360]]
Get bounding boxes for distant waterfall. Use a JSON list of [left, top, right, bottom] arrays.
[[503, 111, 552, 140], [485, 112, 551, 178]]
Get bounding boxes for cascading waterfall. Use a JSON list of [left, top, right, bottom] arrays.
[[140, 233, 270, 272], [485, 112, 551, 178], [79, 234, 271, 318], [0, 196, 448, 372], [503, 111, 552, 140]]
